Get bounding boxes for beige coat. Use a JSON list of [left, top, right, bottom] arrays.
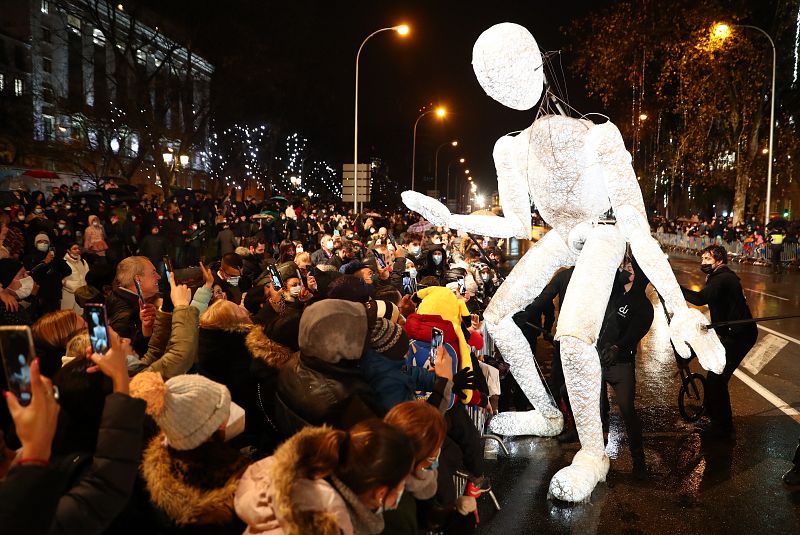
[[61, 252, 89, 313]]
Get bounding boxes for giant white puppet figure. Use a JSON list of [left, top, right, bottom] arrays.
[[402, 23, 726, 503]]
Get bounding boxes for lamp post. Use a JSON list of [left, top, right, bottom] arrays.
[[411, 107, 446, 191], [433, 140, 457, 199], [713, 22, 776, 226], [446, 157, 465, 205], [353, 24, 409, 213]]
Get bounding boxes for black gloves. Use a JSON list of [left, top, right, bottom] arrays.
[[599, 344, 619, 367], [452, 368, 478, 400]]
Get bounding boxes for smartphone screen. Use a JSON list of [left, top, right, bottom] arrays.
[[85, 303, 110, 355], [296, 269, 306, 289], [133, 277, 145, 306], [268, 264, 283, 290], [0, 326, 35, 406], [372, 249, 387, 269], [430, 327, 444, 367], [163, 255, 174, 276], [457, 277, 466, 296]]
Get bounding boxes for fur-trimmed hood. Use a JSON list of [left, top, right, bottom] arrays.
[[141, 435, 250, 528], [245, 327, 297, 368], [235, 426, 384, 535]]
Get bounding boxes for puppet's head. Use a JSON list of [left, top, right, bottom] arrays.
[[472, 23, 543, 111]]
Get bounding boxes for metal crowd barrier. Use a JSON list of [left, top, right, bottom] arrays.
[[654, 231, 799, 266]]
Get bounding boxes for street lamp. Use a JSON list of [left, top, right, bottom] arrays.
[[353, 24, 410, 213], [639, 113, 648, 121], [434, 140, 457, 197], [411, 106, 447, 191], [162, 152, 173, 165], [712, 22, 776, 226], [289, 175, 302, 188], [446, 156, 465, 203], [179, 154, 189, 167]]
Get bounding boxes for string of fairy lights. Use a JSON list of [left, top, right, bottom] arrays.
[[208, 123, 341, 198]]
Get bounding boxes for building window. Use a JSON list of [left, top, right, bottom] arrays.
[[42, 56, 52, 73], [41, 0, 49, 14], [0, 73, 4, 91], [42, 114, 55, 140], [42, 27, 52, 43], [67, 14, 81, 34], [136, 49, 146, 65], [92, 28, 105, 46], [14, 78, 22, 96]]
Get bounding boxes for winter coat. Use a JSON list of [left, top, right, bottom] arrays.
[[83, 218, 108, 256], [141, 436, 250, 534], [23, 250, 71, 304], [597, 264, 653, 363], [235, 426, 386, 535], [61, 253, 89, 314], [140, 305, 199, 379], [418, 245, 447, 282], [360, 347, 437, 413], [0, 393, 146, 535]]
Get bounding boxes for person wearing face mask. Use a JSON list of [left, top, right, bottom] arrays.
[[61, 243, 90, 314], [0, 259, 35, 324], [680, 245, 757, 440], [235, 419, 415, 535], [311, 233, 335, 267], [23, 233, 71, 316], [398, 233, 424, 268], [83, 215, 108, 262], [213, 252, 251, 305], [591, 258, 653, 479], [418, 245, 447, 283]]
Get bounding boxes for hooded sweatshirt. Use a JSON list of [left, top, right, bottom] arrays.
[[597, 259, 653, 363]]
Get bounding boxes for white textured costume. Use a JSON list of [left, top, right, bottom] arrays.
[[402, 23, 726, 503]]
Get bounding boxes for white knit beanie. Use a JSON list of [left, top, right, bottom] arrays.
[[130, 372, 231, 450]]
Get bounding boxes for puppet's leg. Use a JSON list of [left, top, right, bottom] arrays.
[[548, 224, 626, 502], [484, 232, 573, 437]]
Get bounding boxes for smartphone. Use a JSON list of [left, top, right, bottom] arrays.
[[457, 277, 466, 296], [0, 326, 35, 406], [85, 303, 110, 355], [402, 272, 417, 296], [133, 277, 145, 306], [430, 327, 444, 367], [296, 268, 306, 289], [372, 249, 387, 269], [163, 255, 174, 276], [268, 264, 283, 290]]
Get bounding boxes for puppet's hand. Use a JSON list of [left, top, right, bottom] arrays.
[[401, 191, 451, 228], [669, 308, 725, 374]]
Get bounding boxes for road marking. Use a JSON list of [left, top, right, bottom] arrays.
[[758, 325, 800, 346], [733, 369, 800, 424], [741, 334, 789, 374], [744, 288, 789, 301]]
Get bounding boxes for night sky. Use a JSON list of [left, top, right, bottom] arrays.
[[139, 0, 608, 196]]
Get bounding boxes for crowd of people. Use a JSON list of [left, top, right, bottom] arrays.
[[0, 183, 512, 535], [0, 182, 775, 533]]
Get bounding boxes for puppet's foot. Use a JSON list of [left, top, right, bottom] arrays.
[[488, 409, 563, 437], [548, 449, 609, 503]]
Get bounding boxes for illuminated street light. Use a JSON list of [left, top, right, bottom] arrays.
[[464, 169, 470, 174], [354, 24, 411, 212], [411, 106, 448, 190], [762, 148, 769, 154], [179, 154, 189, 167], [475, 194, 486, 208], [434, 140, 459, 198], [459, 157, 465, 163], [162, 152, 173, 165], [639, 113, 648, 121], [712, 21, 776, 225]]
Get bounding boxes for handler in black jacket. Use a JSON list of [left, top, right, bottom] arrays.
[[597, 257, 653, 479], [681, 245, 757, 439]]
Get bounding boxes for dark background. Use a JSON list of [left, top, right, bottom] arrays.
[[139, 0, 609, 194]]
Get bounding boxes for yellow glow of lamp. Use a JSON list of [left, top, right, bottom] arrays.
[[395, 24, 410, 36], [451, 141, 458, 147], [435, 107, 446, 118], [459, 158, 465, 163], [713, 23, 731, 40]]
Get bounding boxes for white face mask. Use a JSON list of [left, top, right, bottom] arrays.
[[409, 245, 420, 255], [36, 243, 50, 252], [407, 268, 417, 279], [14, 276, 34, 299], [68, 251, 80, 260], [289, 286, 302, 297], [57, 223, 66, 229], [432, 254, 443, 265], [326, 240, 334, 250]]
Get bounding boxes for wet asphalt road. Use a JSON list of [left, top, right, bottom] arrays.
[[476, 254, 800, 534]]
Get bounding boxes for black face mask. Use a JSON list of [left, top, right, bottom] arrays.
[[700, 263, 715, 274], [615, 270, 631, 288]]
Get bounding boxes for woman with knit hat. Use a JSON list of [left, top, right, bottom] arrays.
[[22, 233, 71, 316], [131, 372, 251, 533], [235, 419, 415, 535]]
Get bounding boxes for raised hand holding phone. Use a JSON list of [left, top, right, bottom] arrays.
[[4, 358, 60, 463], [432, 346, 453, 381], [87, 325, 131, 394]]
